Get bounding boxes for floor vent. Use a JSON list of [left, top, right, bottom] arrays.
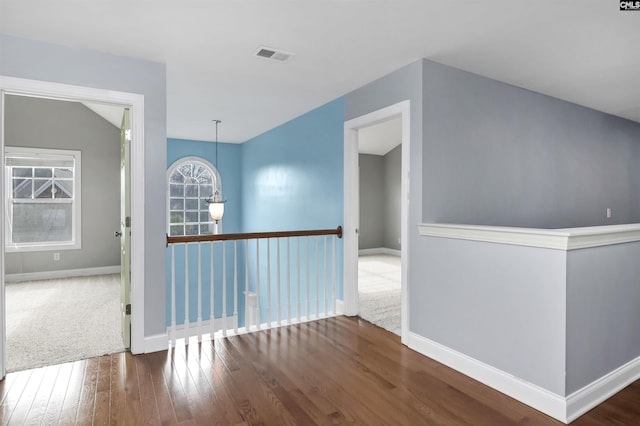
[[254, 46, 295, 63]]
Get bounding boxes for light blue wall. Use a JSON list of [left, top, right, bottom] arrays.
[[241, 98, 345, 321], [166, 97, 346, 326], [0, 34, 167, 337], [241, 98, 345, 233], [167, 139, 242, 233]]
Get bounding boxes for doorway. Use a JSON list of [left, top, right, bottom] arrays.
[[0, 76, 145, 378], [3, 94, 125, 372], [343, 100, 410, 344], [357, 117, 402, 335]]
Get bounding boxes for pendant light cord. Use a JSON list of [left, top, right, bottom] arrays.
[[213, 119, 221, 169], [213, 119, 222, 202]]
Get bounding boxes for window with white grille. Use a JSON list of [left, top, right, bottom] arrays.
[[166, 157, 221, 236], [4, 147, 81, 252]]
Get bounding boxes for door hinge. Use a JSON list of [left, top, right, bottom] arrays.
[[125, 304, 131, 315], [125, 216, 131, 228]]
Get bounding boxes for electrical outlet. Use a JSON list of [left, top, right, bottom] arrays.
[[607, 208, 612, 219], [53, 252, 60, 261]]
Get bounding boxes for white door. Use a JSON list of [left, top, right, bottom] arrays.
[[0, 90, 6, 379], [120, 109, 131, 349]]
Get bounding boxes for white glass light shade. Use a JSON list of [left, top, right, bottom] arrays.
[[208, 201, 225, 222]]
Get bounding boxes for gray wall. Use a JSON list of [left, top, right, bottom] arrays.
[[345, 59, 423, 272], [566, 242, 640, 394], [0, 34, 167, 337], [383, 145, 401, 250], [419, 237, 567, 395], [4, 95, 120, 274], [345, 57, 640, 397], [359, 145, 401, 250], [421, 59, 640, 228], [359, 154, 385, 249]]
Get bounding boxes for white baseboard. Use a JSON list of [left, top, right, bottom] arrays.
[[566, 355, 640, 422], [359, 247, 401, 256], [407, 332, 640, 424], [5, 266, 121, 283], [407, 332, 567, 422], [143, 333, 170, 354]]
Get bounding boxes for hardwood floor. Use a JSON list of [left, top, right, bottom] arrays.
[[1, 316, 638, 425]]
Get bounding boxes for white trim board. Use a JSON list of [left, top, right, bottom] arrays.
[[418, 223, 640, 250], [407, 332, 640, 423], [359, 247, 401, 256], [566, 356, 640, 422], [5, 266, 121, 283]]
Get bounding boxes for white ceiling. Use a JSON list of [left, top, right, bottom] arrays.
[[1, 1, 639, 144], [82, 102, 125, 129], [359, 116, 401, 156]]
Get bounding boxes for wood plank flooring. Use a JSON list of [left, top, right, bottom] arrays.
[[1, 316, 638, 425]]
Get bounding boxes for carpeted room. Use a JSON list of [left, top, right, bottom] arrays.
[[3, 95, 126, 372], [357, 117, 403, 335]]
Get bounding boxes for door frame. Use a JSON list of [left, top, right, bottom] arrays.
[[0, 76, 146, 376], [343, 100, 410, 344]]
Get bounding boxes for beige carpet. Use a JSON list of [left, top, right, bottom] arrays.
[[358, 254, 401, 335], [5, 274, 125, 372]]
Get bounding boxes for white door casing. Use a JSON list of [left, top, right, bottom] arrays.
[[0, 77, 146, 379], [343, 100, 410, 345]]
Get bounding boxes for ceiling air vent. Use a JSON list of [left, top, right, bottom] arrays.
[[254, 46, 295, 63]]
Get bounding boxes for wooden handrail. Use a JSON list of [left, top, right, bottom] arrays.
[[167, 226, 342, 246]]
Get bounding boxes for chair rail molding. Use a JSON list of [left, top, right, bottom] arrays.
[[418, 223, 640, 250]]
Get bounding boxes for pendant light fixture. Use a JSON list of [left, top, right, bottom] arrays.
[[207, 119, 226, 226]]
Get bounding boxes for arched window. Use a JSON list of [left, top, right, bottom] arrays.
[[167, 157, 221, 236]]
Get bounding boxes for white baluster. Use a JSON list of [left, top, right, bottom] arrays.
[[277, 238, 281, 326], [266, 238, 271, 328], [306, 237, 310, 320], [170, 244, 176, 347], [210, 241, 215, 337], [286, 238, 291, 324], [315, 237, 319, 318], [297, 237, 301, 322], [332, 236, 337, 315], [222, 241, 227, 337], [256, 239, 261, 330], [233, 240, 238, 334], [323, 235, 327, 317], [244, 239, 249, 330], [184, 243, 190, 341], [197, 242, 202, 342]]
